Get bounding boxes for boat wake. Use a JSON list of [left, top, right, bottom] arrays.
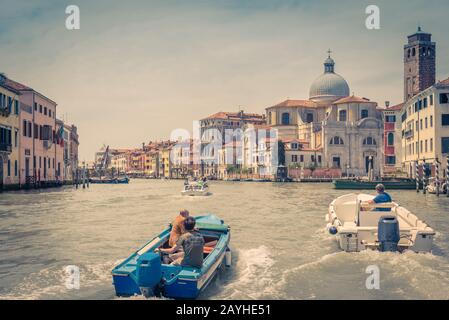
[[209, 245, 279, 299], [0, 259, 121, 300]]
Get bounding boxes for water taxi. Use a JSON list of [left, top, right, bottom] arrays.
[[326, 193, 434, 253], [112, 214, 231, 299], [181, 182, 210, 196]]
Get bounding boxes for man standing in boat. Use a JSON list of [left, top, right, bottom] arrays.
[[159, 216, 205, 268], [366, 184, 392, 212]]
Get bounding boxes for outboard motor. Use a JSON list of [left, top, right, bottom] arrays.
[[378, 216, 400, 252], [136, 252, 162, 297]]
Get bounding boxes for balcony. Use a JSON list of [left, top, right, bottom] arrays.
[[0, 107, 10, 117], [0, 143, 12, 153], [404, 130, 414, 139]]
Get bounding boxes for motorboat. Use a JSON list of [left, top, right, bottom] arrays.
[[425, 178, 448, 194], [181, 181, 210, 196], [333, 178, 418, 190], [326, 193, 434, 253], [89, 176, 129, 184], [112, 214, 231, 299]]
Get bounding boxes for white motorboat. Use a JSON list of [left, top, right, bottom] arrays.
[[181, 182, 210, 196], [425, 178, 448, 194], [326, 193, 435, 253]]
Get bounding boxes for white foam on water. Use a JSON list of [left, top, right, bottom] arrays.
[[0, 259, 121, 300], [214, 245, 280, 300]]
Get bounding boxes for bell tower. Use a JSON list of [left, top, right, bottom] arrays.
[[404, 27, 436, 101]]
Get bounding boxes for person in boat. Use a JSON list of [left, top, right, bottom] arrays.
[[159, 216, 205, 268], [365, 183, 392, 212], [168, 209, 189, 247]]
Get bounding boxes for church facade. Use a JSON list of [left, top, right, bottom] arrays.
[[266, 53, 383, 177]]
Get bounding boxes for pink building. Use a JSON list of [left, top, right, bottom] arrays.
[[3, 77, 58, 185]]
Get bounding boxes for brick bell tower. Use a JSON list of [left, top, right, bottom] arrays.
[[404, 27, 436, 101]]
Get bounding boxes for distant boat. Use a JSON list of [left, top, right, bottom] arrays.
[[425, 178, 448, 194], [333, 178, 418, 190], [89, 176, 129, 184], [181, 181, 210, 196], [112, 214, 231, 299], [326, 193, 434, 253]]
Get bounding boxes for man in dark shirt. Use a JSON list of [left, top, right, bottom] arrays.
[[159, 216, 205, 268]]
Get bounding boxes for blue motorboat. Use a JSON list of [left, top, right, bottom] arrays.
[[112, 214, 231, 299]]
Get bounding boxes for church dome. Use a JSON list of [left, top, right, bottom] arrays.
[[309, 52, 350, 102]]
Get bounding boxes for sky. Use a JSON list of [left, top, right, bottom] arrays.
[[1, 0, 449, 161]]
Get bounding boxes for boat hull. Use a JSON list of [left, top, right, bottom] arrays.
[[333, 179, 419, 190], [112, 215, 230, 299]]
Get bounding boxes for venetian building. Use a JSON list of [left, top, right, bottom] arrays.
[[266, 52, 383, 176]]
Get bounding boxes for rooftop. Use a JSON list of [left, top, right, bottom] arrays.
[[333, 95, 374, 105], [268, 99, 317, 109]]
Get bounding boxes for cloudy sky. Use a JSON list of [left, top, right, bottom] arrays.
[[1, 0, 448, 160]]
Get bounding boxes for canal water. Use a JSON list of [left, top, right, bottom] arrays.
[[1, 179, 449, 300]]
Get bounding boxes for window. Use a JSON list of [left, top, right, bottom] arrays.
[[361, 110, 368, 119], [420, 119, 423, 130], [299, 155, 304, 162], [363, 137, 377, 145], [387, 133, 394, 146], [14, 100, 19, 115], [430, 94, 434, 106], [28, 122, 32, 138], [415, 120, 419, 131], [44, 107, 47, 115], [430, 138, 433, 152], [318, 155, 322, 163], [49, 110, 52, 117], [442, 114, 449, 126], [34, 124, 38, 139], [425, 117, 428, 129], [306, 113, 314, 123], [281, 113, 290, 125], [23, 120, 27, 136], [442, 137, 449, 154], [425, 140, 428, 153], [423, 97, 428, 108], [430, 115, 433, 127], [14, 129, 18, 147], [292, 155, 298, 162], [14, 160, 17, 176], [386, 156, 396, 165], [39, 105, 42, 113], [420, 140, 423, 152], [440, 93, 449, 104], [291, 143, 298, 150], [338, 110, 347, 121], [330, 136, 344, 145], [311, 155, 315, 162], [34, 103, 37, 111], [386, 115, 396, 123], [7, 160, 10, 176]]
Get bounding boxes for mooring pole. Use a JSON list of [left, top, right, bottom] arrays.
[[415, 161, 420, 193], [423, 159, 427, 194], [447, 154, 449, 197], [435, 159, 440, 197]]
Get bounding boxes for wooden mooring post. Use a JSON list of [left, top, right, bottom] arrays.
[[415, 161, 420, 193]]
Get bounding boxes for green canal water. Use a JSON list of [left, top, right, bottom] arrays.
[[1, 179, 449, 299]]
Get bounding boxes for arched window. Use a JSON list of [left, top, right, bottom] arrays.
[[363, 137, 377, 145], [330, 136, 344, 145], [281, 113, 290, 125], [387, 132, 394, 146], [338, 110, 347, 122]]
